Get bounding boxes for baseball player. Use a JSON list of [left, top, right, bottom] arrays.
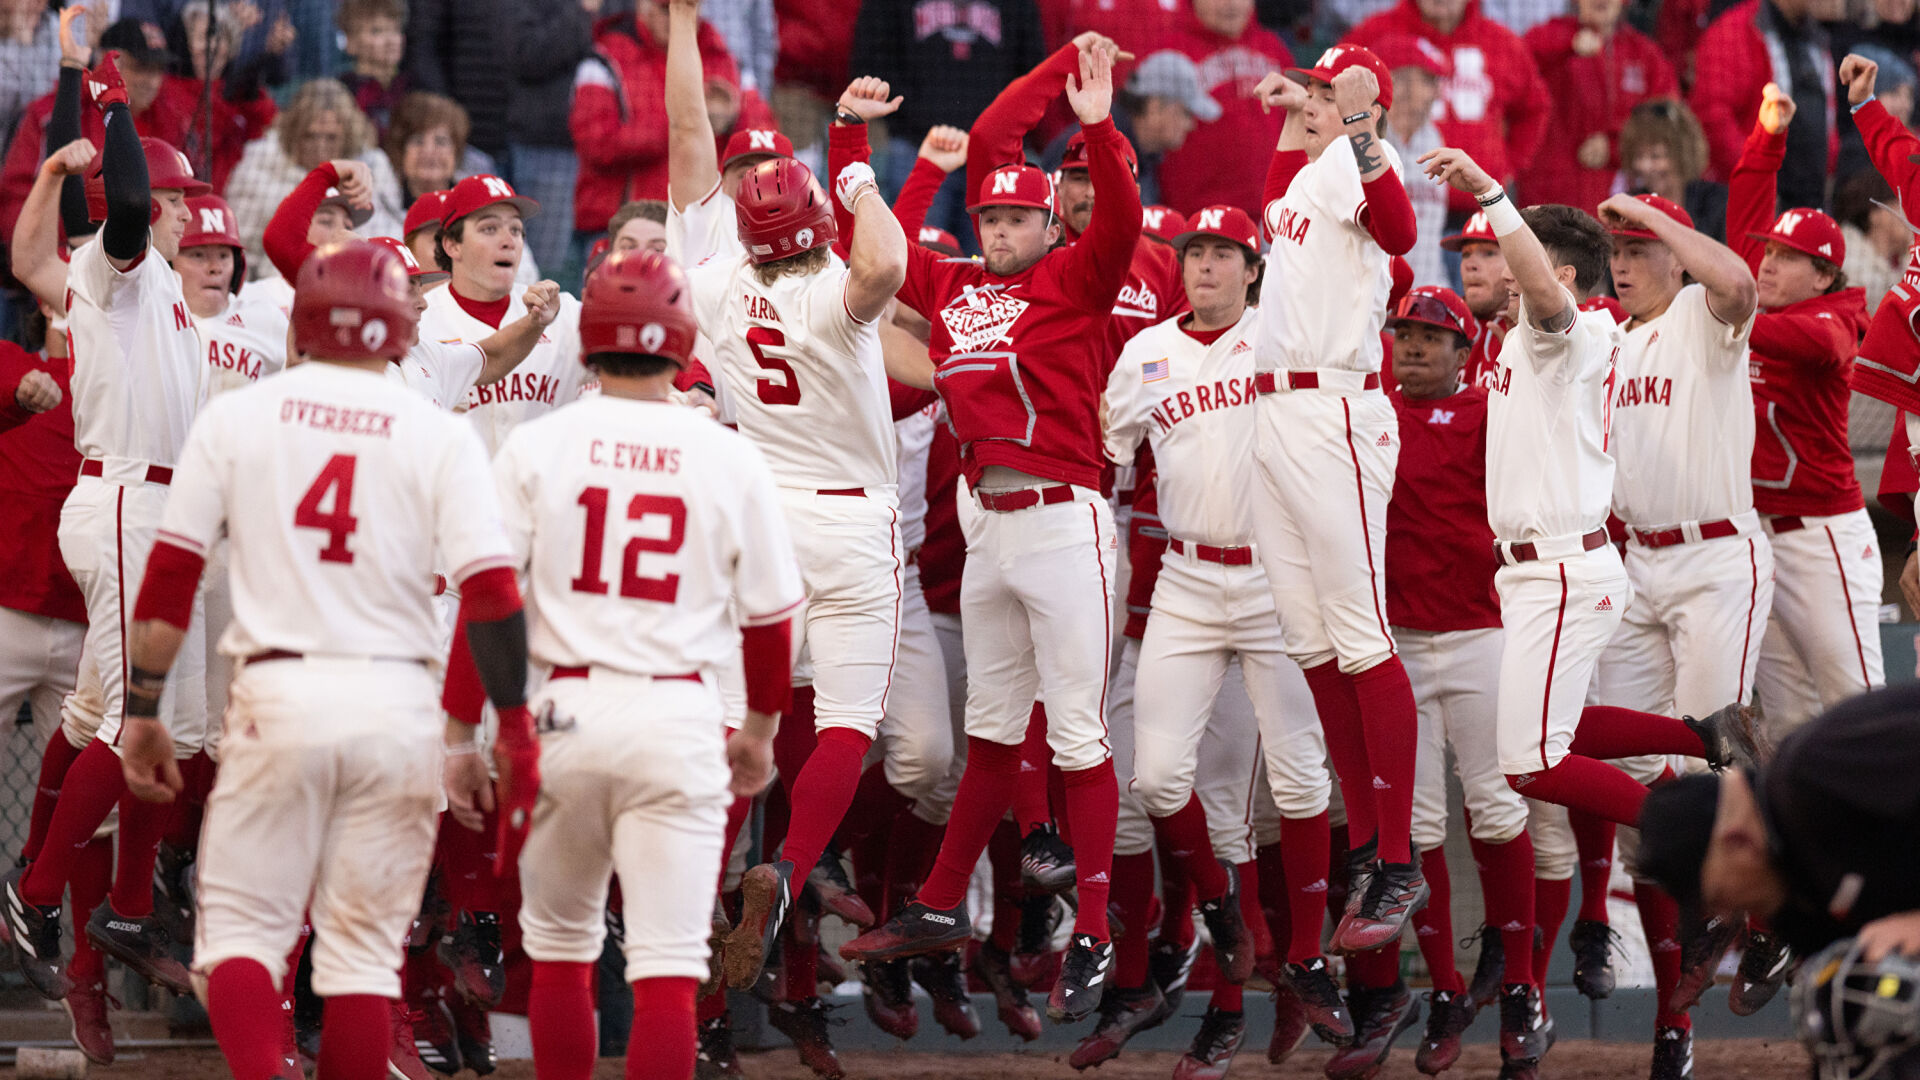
[[1244, 46, 1425, 955], [475, 249, 804, 1080], [1728, 84, 1882, 737], [0, 56, 212, 1005], [112, 238, 532, 1080], [1442, 212, 1513, 391], [1102, 204, 1341, 1076], [402, 189, 451, 280], [179, 194, 288, 395], [247, 183, 374, 319], [841, 41, 1137, 1024]]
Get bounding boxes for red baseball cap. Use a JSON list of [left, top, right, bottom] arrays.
[[1579, 295, 1630, 324], [1290, 44, 1395, 112], [441, 174, 540, 231], [916, 225, 964, 256], [968, 164, 1056, 214], [1391, 284, 1479, 340], [1141, 205, 1189, 245], [404, 189, 451, 239], [319, 186, 374, 228], [1060, 128, 1140, 177], [1171, 204, 1260, 256], [1369, 33, 1451, 79], [1746, 207, 1845, 265], [1439, 210, 1497, 252], [1608, 193, 1693, 239], [722, 127, 794, 170], [367, 234, 449, 284]]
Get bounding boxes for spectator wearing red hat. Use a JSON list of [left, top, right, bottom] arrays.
[[1728, 84, 1881, 742], [1520, 0, 1677, 217], [1442, 211, 1512, 390], [1158, 0, 1293, 221], [1689, 0, 1838, 210], [1345, 0, 1549, 220], [1374, 34, 1450, 286]]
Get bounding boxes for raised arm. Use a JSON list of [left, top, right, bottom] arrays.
[[474, 282, 563, 387], [1727, 84, 1793, 275], [262, 160, 373, 279], [1253, 72, 1310, 218], [87, 55, 150, 269], [964, 39, 1089, 203], [11, 140, 94, 312], [1421, 146, 1570, 333], [827, 77, 900, 253], [836, 159, 909, 324], [666, 0, 720, 211], [51, 7, 92, 243], [1599, 191, 1757, 326], [892, 127, 968, 320], [1058, 47, 1142, 312], [1332, 67, 1415, 255], [1842, 54, 1920, 215]]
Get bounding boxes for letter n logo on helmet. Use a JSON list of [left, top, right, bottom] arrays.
[[199, 207, 227, 233], [1198, 208, 1224, 231], [481, 176, 514, 199], [749, 129, 777, 150], [992, 171, 1019, 196]]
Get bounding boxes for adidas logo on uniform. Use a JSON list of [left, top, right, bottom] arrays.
[[1230, 340, 1251, 355], [1371, 775, 1390, 790], [1595, 596, 1613, 612], [1086, 871, 1109, 883], [1376, 432, 1391, 447]]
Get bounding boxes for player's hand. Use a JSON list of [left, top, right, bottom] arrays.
[[42, 138, 96, 179], [86, 51, 128, 111], [58, 5, 91, 67], [1597, 192, 1661, 233], [1069, 30, 1132, 64], [917, 125, 969, 174], [522, 281, 562, 329], [836, 161, 880, 212], [1332, 66, 1381, 122], [1758, 82, 1797, 134], [1577, 132, 1610, 169], [1859, 910, 1920, 961], [14, 370, 63, 413], [1840, 53, 1880, 107], [491, 706, 541, 877], [1419, 147, 1498, 198], [1253, 72, 1309, 114], [837, 76, 903, 123], [121, 718, 183, 803], [683, 385, 719, 418], [1064, 41, 1115, 126], [444, 744, 494, 831], [326, 159, 374, 211], [727, 731, 775, 797]]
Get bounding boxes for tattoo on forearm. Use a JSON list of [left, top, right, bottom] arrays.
[[1542, 305, 1576, 333], [1348, 131, 1381, 173]]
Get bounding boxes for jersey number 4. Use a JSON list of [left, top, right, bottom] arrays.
[[570, 487, 687, 602], [295, 454, 359, 564], [747, 326, 803, 405]]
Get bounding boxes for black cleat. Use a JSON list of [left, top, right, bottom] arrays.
[[151, 841, 196, 945], [85, 901, 191, 995], [1333, 859, 1428, 954], [1284, 955, 1355, 1046], [807, 849, 875, 928], [1069, 982, 1170, 1068], [694, 1013, 744, 1078], [1197, 863, 1254, 984], [1649, 1024, 1694, 1080], [861, 957, 918, 1040], [911, 950, 981, 1039], [1148, 931, 1203, 1012], [973, 939, 1042, 1041], [1415, 987, 1476, 1074], [438, 909, 505, 1007], [1498, 983, 1552, 1062], [1570, 919, 1618, 1000], [1020, 824, 1077, 894], [0, 868, 69, 1000], [1728, 927, 1791, 1016], [765, 996, 846, 1080], [1669, 909, 1741, 1012], [448, 992, 495, 1076], [1325, 980, 1420, 1080], [1047, 933, 1114, 1023], [1174, 1004, 1246, 1080], [1466, 924, 1504, 1008], [726, 860, 795, 987], [839, 899, 969, 962], [1683, 702, 1769, 771]]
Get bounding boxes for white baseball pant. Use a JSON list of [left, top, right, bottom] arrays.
[[0, 606, 83, 745], [875, 561, 954, 803], [202, 538, 233, 761], [1249, 388, 1400, 672], [1401, 626, 1528, 847], [955, 485, 1116, 771], [1527, 801, 1576, 881], [1754, 509, 1884, 731], [1494, 543, 1630, 776], [192, 657, 440, 998], [780, 488, 904, 740], [517, 670, 731, 983], [916, 609, 968, 825], [57, 471, 207, 757], [1109, 637, 1155, 859]]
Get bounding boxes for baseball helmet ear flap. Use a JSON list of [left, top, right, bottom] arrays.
[[291, 240, 419, 361]]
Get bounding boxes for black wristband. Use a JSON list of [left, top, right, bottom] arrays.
[[1342, 111, 1371, 126], [834, 108, 866, 126], [1477, 188, 1508, 208]]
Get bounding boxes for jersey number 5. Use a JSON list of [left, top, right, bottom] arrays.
[[294, 454, 359, 564], [747, 326, 803, 406], [571, 487, 687, 602]]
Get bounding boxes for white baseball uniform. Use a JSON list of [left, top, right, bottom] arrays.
[[60, 236, 208, 756], [492, 394, 804, 983], [685, 246, 903, 740], [1603, 284, 1773, 732], [1250, 140, 1405, 672], [1485, 289, 1631, 776], [420, 284, 587, 456], [389, 338, 487, 412], [877, 407, 956, 804], [164, 361, 513, 999], [1105, 309, 1332, 827]]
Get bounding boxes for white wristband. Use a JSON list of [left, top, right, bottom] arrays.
[[1480, 188, 1525, 237], [445, 741, 481, 757]]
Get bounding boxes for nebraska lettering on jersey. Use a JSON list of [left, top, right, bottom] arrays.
[[1270, 207, 1312, 246], [279, 399, 396, 438], [588, 439, 683, 474], [1147, 375, 1259, 433], [1613, 374, 1674, 409], [471, 371, 561, 407], [940, 283, 1029, 352], [1114, 281, 1160, 321], [172, 302, 191, 332], [207, 340, 264, 382]]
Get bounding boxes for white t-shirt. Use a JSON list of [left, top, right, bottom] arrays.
[[194, 288, 289, 399], [1484, 288, 1622, 541], [157, 362, 513, 661], [1610, 283, 1757, 528], [493, 394, 805, 675], [421, 284, 587, 456], [66, 237, 206, 465], [388, 338, 486, 411], [1255, 141, 1402, 375]]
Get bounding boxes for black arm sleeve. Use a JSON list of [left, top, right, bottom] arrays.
[[99, 103, 150, 262], [464, 610, 528, 710], [48, 67, 93, 240]]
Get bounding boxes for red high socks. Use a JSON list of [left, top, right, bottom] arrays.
[[22, 730, 83, 863], [1279, 811, 1332, 964], [1062, 761, 1118, 940], [1111, 852, 1157, 987], [1150, 792, 1230, 900], [529, 961, 596, 1080], [1571, 811, 1617, 923], [314, 995, 388, 1080], [629, 978, 698, 1080], [1533, 877, 1571, 991], [208, 959, 287, 1080], [1350, 659, 1419, 864], [22, 739, 124, 906], [918, 738, 1023, 909], [1300, 663, 1377, 850], [1507, 755, 1649, 827], [778, 728, 873, 903], [1471, 832, 1538, 986], [1412, 846, 1463, 993]]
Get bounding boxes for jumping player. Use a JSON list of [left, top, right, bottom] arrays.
[[1441, 212, 1513, 391]]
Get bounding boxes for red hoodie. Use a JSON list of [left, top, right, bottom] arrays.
[[1729, 119, 1870, 517], [1518, 16, 1676, 214], [1850, 99, 1920, 416], [1345, 0, 1550, 215], [1156, 11, 1292, 221]]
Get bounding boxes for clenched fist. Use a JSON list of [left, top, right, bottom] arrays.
[[14, 370, 62, 414], [523, 281, 563, 329]]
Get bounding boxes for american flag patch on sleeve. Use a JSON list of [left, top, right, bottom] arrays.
[[1142, 358, 1169, 383]]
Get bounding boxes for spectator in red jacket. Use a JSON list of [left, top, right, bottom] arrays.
[[568, 4, 774, 237], [1156, 0, 1292, 220], [1688, 0, 1840, 208], [1519, 0, 1676, 215], [1346, 0, 1549, 218]]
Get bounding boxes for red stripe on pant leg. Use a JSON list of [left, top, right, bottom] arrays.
[[1538, 565, 1569, 772], [1091, 503, 1112, 754], [1341, 398, 1393, 647], [878, 506, 903, 724], [1824, 526, 1872, 689], [1737, 539, 1758, 701], [113, 488, 126, 748]]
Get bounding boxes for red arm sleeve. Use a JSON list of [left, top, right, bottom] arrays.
[[1060, 117, 1143, 312], [1361, 172, 1417, 255], [457, 565, 522, 622], [131, 540, 207, 631], [1262, 149, 1308, 225], [1856, 99, 1920, 210], [894, 157, 947, 240], [827, 122, 872, 261], [674, 359, 714, 393], [569, 80, 667, 168], [440, 615, 486, 725], [889, 379, 940, 419], [964, 42, 1082, 206], [740, 617, 794, 716], [1881, 412, 1917, 524], [1727, 120, 1785, 273], [1749, 310, 1853, 372], [263, 162, 340, 281]]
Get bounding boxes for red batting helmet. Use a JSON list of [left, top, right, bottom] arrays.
[[579, 250, 698, 369], [366, 235, 449, 284], [179, 194, 246, 291], [85, 137, 210, 222], [1391, 285, 1479, 341], [292, 240, 418, 361], [735, 157, 837, 265]]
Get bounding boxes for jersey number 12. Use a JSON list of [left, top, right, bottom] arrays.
[[570, 487, 687, 602]]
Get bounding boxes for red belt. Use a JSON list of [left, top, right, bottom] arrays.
[[1630, 519, 1739, 548], [1254, 371, 1381, 394], [818, 488, 865, 497], [1169, 538, 1254, 565], [80, 459, 172, 485], [977, 485, 1074, 512], [1500, 528, 1609, 564], [1767, 516, 1805, 535], [550, 666, 700, 682]]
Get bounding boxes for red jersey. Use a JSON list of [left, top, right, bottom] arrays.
[[1518, 17, 1677, 215], [1463, 314, 1512, 392], [1880, 412, 1916, 526], [1157, 13, 1292, 220], [0, 344, 84, 624], [897, 117, 1142, 489], [1385, 385, 1501, 632], [921, 420, 965, 615]]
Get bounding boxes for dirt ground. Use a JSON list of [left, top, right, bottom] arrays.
[[72, 1039, 1811, 1079]]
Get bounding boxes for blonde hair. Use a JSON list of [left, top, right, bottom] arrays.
[[1620, 98, 1709, 186], [752, 246, 830, 286], [275, 79, 375, 162]]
